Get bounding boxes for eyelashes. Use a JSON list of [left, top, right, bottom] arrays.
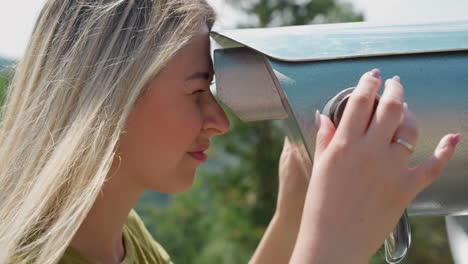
[[192, 89, 207, 94], [189, 73, 214, 94]]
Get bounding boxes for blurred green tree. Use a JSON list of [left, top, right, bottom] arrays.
[[0, 69, 13, 105], [227, 0, 363, 27]]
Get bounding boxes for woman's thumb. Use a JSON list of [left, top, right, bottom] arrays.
[[314, 110, 336, 158], [409, 133, 461, 193]]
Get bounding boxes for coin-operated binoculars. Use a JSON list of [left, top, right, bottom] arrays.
[[211, 20, 468, 263]]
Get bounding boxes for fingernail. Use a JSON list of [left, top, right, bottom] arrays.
[[315, 110, 321, 130], [403, 102, 408, 111], [450, 133, 462, 146], [370, 68, 381, 79], [393, 75, 401, 83]]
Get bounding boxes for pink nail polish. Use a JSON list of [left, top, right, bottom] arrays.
[[370, 68, 381, 79], [450, 134, 462, 146], [315, 110, 321, 130], [403, 102, 408, 112]]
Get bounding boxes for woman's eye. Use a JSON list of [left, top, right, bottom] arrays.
[[193, 89, 207, 94]]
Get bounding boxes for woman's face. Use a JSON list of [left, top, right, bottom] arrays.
[[114, 25, 230, 193]]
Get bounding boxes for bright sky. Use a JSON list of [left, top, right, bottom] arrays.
[[1, 0, 468, 59]]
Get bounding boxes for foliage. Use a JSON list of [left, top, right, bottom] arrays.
[[135, 1, 452, 263], [226, 0, 363, 27], [0, 69, 13, 106], [370, 216, 453, 264]]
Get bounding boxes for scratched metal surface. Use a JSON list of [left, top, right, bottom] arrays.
[[267, 51, 468, 216], [211, 19, 468, 62]]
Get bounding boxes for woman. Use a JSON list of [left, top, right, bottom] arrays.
[[0, 0, 460, 263]]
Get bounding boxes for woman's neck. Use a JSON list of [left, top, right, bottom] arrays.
[[69, 164, 144, 264]]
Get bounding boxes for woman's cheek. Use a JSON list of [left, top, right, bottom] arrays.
[[167, 102, 203, 149], [183, 98, 205, 131]]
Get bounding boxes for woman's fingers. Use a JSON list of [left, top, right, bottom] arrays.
[[367, 76, 405, 144], [409, 133, 462, 194], [314, 111, 336, 158], [335, 69, 381, 141], [390, 103, 419, 162]]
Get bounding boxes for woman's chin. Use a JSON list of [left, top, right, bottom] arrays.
[[149, 171, 196, 194]]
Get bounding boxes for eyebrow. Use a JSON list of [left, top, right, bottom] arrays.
[[185, 72, 212, 81]]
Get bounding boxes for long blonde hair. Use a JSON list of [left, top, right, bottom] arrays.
[[0, 0, 215, 263]]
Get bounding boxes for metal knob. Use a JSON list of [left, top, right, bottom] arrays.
[[385, 211, 411, 263], [322, 87, 411, 264]]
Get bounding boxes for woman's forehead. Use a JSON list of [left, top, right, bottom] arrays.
[[176, 25, 211, 62]]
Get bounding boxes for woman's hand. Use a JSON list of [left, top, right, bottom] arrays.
[[290, 69, 461, 264], [249, 138, 311, 264], [276, 137, 310, 220]]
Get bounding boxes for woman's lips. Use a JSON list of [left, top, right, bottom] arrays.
[[188, 151, 207, 162], [188, 142, 209, 162]]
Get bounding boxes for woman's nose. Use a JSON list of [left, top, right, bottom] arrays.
[[202, 93, 231, 137]]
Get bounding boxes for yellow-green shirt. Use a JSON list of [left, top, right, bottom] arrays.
[[59, 209, 172, 264]]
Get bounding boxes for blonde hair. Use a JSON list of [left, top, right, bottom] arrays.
[[0, 0, 215, 263]]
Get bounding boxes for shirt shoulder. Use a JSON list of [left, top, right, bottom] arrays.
[[122, 209, 173, 264], [59, 209, 172, 264]]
